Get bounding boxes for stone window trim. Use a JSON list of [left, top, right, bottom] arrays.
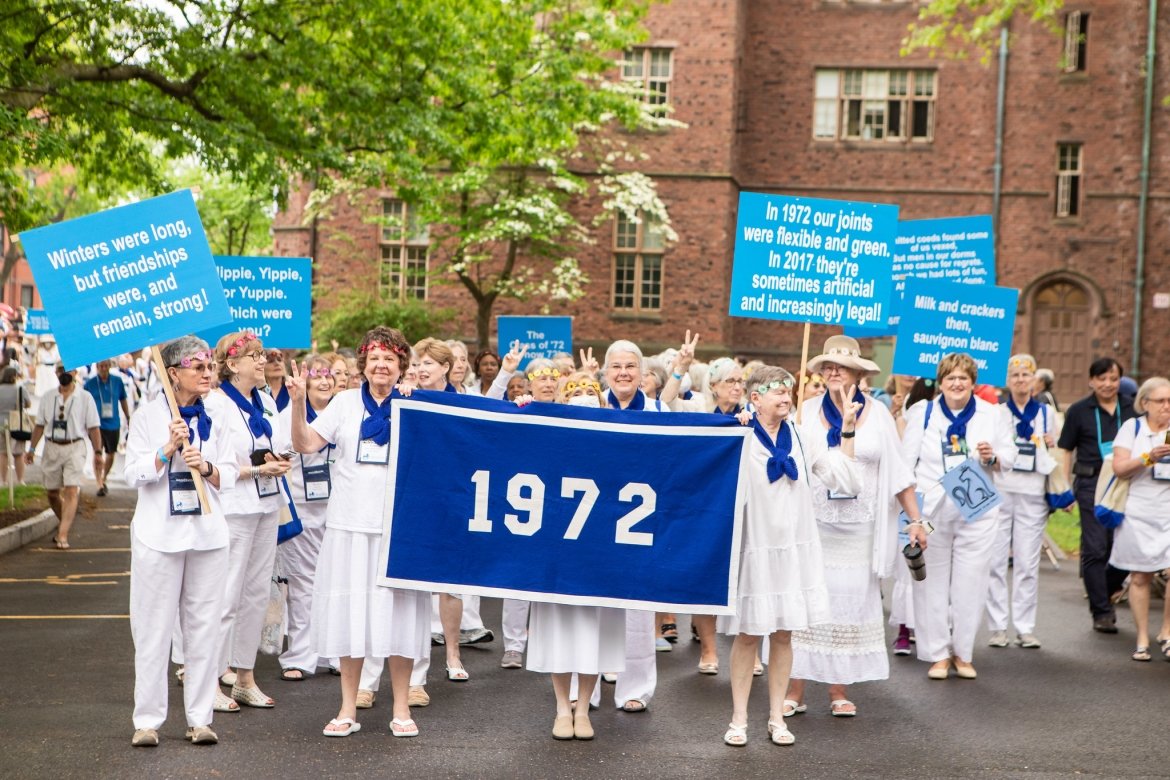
[[1055, 142, 1083, 219], [622, 46, 675, 115], [1062, 11, 1089, 74]]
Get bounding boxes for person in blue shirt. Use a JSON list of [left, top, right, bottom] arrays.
[[84, 359, 130, 497]]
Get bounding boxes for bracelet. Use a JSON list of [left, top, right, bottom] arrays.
[[671, 372, 684, 381], [841, 430, 856, 439], [1141, 452, 1154, 467], [201, 462, 213, 478], [157, 447, 169, 464]]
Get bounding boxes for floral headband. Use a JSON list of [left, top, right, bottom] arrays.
[[226, 332, 258, 357], [1008, 356, 1037, 371], [173, 350, 214, 368], [305, 367, 333, 378], [754, 378, 794, 395], [359, 341, 407, 356], [528, 367, 561, 381], [563, 379, 602, 397]]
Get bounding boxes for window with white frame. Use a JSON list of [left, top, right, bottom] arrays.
[[1055, 143, 1082, 218], [1062, 11, 1088, 73], [379, 198, 429, 301], [813, 68, 936, 143], [622, 48, 673, 116], [613, 212, 664, 313]]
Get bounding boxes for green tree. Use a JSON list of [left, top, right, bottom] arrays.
[[312, 291, 455, 351], [902, 0, 1066, 59]]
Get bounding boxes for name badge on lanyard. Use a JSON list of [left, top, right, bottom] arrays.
[[51, 418, 69, 443], [942, 438, 968, 473], [255, 471, 280, 498], [827, 487, 858, 501], [169, 468, 200, 515], [1153, 458, 1170, 482], [101, 401, 114, 419], [303, 461, 332, 500], [1015, 442, 1037, 473], [357, 438, 389, 465]]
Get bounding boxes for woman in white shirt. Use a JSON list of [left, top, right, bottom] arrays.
[[901, 353, 1016, 681], [126, 336, 237, 747], [289, 326, 429, 738], [1108, 376, 1170, 662]]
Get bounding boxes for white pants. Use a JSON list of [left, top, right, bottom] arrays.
[[361, 655, 385, 692], [218, 510, 280, 671], [912, 502, 1000, 663], [277, 525, 325, 672], [503, 599, 530, 653], [131, 535, 227, 730], [570, 609, 656, 708], [986, 491, 1049, 635]]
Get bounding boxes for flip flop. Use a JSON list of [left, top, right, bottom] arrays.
[[323, 718, 361, 737], [830, 699, 857, 717], [390, 717, 419, 738], [782, 699, 806, 718]]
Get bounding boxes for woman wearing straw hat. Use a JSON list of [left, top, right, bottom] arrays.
[[786, 335, 927, 718]]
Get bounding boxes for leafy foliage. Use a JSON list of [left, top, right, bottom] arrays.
[[312, 290, 455, 351], [902, 0, 1066, 61]]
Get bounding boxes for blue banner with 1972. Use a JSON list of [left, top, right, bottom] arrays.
[[377, 392, 750, 614]]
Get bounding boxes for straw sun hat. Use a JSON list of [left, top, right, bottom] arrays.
[[805, 335, 880, 377]]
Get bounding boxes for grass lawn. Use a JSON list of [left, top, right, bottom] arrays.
[[0, 483, 47, 511], [1047, 508, 1080, 555]]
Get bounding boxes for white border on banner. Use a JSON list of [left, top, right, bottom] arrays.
[[375, 398, 750, 614]]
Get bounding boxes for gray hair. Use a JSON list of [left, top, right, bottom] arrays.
[[1135, 376, 1170, 415], [1035, 367, 1055, 390], [604, 339, 643, 366], [160, 336, 210, 367], [642, 357, 668, 393], [525, 357, 557, 374], [748, 365, 795, 396], [708, 357, 740, 385]]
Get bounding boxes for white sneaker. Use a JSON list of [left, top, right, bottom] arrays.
[[1017, 633, 1042, 649], [987, 630, 1009, 648]]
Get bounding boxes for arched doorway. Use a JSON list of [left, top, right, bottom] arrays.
[[1031, 279, 1092, 404]]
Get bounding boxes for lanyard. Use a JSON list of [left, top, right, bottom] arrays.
[[235, 402, 271, 452], [1094, 404, 1119, 451]]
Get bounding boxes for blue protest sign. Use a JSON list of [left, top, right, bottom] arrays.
[[496, 316, 572, 371], [941, 458, 1003, 523], [847, 215, 995, 338], [16, 190, 230, 369], [892, 278, 1019, 385], [378, 392, 749, 613], [728, 192, 898, 328], [24, 309, 51, 335], [196, 256, 312, 349]]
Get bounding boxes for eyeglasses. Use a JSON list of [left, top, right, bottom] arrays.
[[240, 351, 266, 362], [942, 374, 972, 384], [1147, 397, 1170, 406], [719, 379, 746, 387]]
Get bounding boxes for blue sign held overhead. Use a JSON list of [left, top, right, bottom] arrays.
[[24, 309, 51, 335], [16, 190, 231, 369], [497, 316, 572, 371], [378, 392, 750, 613], [891, 277, 1019, 386], [728, 192, 898, 328], [197, 256, 312, 349], [847, 215, 995, 338]]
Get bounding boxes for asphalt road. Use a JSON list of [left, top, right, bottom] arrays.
[[1, 476, 1168, 780]]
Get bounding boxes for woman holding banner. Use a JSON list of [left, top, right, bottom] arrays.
[[787, 336, 926, 719], [289, 326, 429, 738], [722, 365, 859, 748], [126, 336, 236, 747], [275, 355, 336, 681], [986, 355, 1059, 651], [901, 353, 1015, 681], [209, 331, 292, 712]]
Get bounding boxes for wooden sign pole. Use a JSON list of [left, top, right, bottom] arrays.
[[794, 322, 812, 424], [150, 346, 211, 514]]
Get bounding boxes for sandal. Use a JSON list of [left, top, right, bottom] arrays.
[[1132, 646, 1152, 662], [323, 718, 361, 737], [175, 667, 185, 687], [51, 536, 70, 550], [446, 666, 469, 682], [830, 699, 857, 717], [281, 668, 309, 682], [782, 699, 806, 718], [213, 689, 240, 713], [1158, 637, 1170, 660], [723, 722, 747, 747], [231, 683, 275, 708], [753, 660, 764, 677], [621, 699, 647, 713], [767, 719, 795, 746], [390, 717, 419, 738], [356, 689, 375, 709], [661, 622, 679, 643], [697, 661, 719, 675]]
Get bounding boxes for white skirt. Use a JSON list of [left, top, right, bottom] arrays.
[[311, 528, 429, 660], [1110, 508, 1170, 572], [526, 603, 626, 675], [718, 533, 831, 636]]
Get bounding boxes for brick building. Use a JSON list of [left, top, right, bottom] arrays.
[[272, 1, 1170, 401]]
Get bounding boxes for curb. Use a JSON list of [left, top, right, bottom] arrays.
[[0, 508, 57, 556]]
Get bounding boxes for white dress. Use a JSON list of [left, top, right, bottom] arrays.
[[1109, 417, 1170, 571], [720, 419, 859, 636], [791, 399, 912, 683], [526, 604, 626, 675]]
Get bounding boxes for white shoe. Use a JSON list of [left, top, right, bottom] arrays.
[[987, 630, 1009, 648]]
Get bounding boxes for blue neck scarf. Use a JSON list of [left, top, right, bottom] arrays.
[[714, 403, 740, 416], [273, 383, 290, 412], [751, 417, 799, 482], [821, 388, 866, 446], [1006, 396, 1041, 440], [939, 396, 978, 442], [444, 382, 458, 393], [178, 398, 212, 444], [359, 382, 395, 445], [220, 381, 273, 440], [608, 389, 645, 411]]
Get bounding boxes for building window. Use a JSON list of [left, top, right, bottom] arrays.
[[1055, 143, 1082, 218], [1062, 11, 1088, 73], [813, 69, 936, 143], [19, 285, 34, 308], [379, 198, 429, 301], [612, 212, 664, 313], [622, 48, 673, 115]]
